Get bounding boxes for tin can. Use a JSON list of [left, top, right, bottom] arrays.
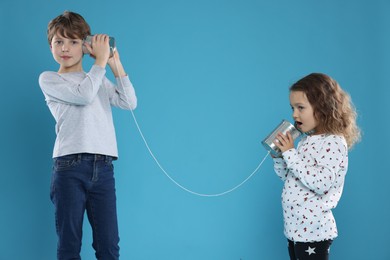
[[261, 120, 301, 157], [83, 35, 116, 57]]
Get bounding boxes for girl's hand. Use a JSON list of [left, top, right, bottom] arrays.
[[274, 132, 295, 153]]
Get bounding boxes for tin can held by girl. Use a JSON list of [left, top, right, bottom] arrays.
[[261, 120, 302, 157]]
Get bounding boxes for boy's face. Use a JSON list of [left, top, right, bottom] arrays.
[[50, 33, 84, 73], [290, 90, 318, 134]]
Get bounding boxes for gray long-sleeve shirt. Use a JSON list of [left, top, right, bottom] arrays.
[[39, 65, 137, 158]]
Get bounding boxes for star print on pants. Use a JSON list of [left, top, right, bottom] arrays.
[[305, 246, 316, 255]]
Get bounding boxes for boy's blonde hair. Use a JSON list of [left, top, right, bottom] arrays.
[[47, 11, 91, 44], [290, 73, 361, 149]]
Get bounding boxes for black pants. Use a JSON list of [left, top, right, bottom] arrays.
[[288, 239, 333, 260]]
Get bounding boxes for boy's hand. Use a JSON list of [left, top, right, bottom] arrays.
[[84, 34, 110, 68], [107, 49, 120, 67], [108, 49, 127, 77], [274, 132, 295, 153]]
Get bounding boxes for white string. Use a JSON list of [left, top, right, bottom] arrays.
[[111, 49, 270, 197]]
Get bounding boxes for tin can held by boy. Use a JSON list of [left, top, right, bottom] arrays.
[[82, 35, 116, 58]]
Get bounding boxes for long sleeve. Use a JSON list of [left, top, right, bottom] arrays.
[[273, 157, 289, 181], [104, 76, 137, 110], [282, 135, 348, 195], [39, 65, 106, 105]]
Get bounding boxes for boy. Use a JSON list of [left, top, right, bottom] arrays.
[[39, 11, 137, 260]]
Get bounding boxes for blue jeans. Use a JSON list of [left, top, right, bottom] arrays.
[[50, 153, 120, 260]]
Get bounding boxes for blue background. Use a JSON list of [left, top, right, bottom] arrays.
[[0, 0, 389, 259]]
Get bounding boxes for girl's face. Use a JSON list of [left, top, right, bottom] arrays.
[[290, 90, 318, 134], [51, 32, 84, 73]]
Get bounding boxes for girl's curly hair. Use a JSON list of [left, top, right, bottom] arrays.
[[290, 73, 361, 149]]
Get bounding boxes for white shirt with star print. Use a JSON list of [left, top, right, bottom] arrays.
[[273, 134, 348, 242]]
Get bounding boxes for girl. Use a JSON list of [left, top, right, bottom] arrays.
[[272, 73, 360, 260]]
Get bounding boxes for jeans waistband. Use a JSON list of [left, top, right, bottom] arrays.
[[57, 153, 115, 162]]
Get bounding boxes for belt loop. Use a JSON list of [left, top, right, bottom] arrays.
[[77, 153, 82, 162]]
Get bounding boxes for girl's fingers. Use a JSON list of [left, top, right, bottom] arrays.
[[277, 133, 285, 143]]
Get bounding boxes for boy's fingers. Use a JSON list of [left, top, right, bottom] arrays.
[[93, 34, 109, 43], [84, 43, 92, 52]]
